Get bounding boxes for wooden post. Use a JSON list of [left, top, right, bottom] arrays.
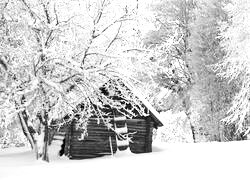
[[68, 121, 74, 158], [109, 136, 114, 156], [42, 119, 49, 162], [64, 125, 70, 156], [145, 117, 152, 153]]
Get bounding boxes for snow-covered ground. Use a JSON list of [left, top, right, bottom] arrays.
[[1, 141, 250, 180]]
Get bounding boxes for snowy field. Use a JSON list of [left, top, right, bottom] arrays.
[[1, 141, 250, 180]]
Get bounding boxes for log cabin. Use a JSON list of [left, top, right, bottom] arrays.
[[51, 80, 163, 159]]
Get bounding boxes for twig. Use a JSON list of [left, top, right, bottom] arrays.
[[122, 48, 151, 53], [59, 74, 79, 84], [41, 1, 50, 24], [93, 0, 106, 25], [95, 15, 130, 38], [53, 3, 59, 25], [20, 0, 39, 22], [105, 22, 122, 51], [86, 52, 120, 59]]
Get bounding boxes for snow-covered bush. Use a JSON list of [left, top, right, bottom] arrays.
[[154, 110, 193, 143], [0, 124, 28, 149]]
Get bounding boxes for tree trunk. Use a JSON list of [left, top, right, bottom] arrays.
[[35, 124, 49, 162], [190, 121, 196, 143], [18, 112, 35, 149], [35, 111, 50, 162], [35, 125, 44, 160], [42, 120, 49, 162], [183, 93, 196, 143]]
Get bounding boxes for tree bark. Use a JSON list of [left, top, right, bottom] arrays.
[[42, 119, 49, 162], [190, 121, 196, 143], [18, 112, 35, 149], [36, 111, 50, 162], [183, 93, 196, 143]]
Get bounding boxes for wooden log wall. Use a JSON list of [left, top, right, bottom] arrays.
[[68, 120, 117, 159], [127, 118, 154, 153], [65, 117, 155, 159]]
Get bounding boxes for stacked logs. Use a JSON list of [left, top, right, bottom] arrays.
[[68, 120, 117, 159], [66, 117, 154, 159], [127, 118, 154, 153]]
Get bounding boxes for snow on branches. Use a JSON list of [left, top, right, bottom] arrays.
[[215, 0, 250, 132], [0, 0, 152, 160], [0, 0, 148, 135]]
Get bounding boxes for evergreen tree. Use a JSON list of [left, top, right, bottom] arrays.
[[215, 0, 250, 133], [188, 0, 231, 141], [146, 0, 197, 142]]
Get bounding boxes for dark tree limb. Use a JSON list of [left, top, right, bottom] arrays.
[[105, 22, 122, 52], [53, 3, 59, 25], [0, 57, 8, 71], [41, 1, 51, 24], [93, 0, 106, 25], [18, 112, 35, 149], [20, 0, 40, 22]]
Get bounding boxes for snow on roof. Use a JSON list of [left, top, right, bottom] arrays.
[[123, 81, 164, 127]]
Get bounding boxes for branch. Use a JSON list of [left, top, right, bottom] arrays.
[[0, 57, 8, 71], [2, 0, 9, 9], [41, 1, 51, 24], [58, 15, 78, 25], [55, 61, 84, 75], [122, 48, 151, 53], [35, 56, 61, 75], [53, 3, 59, 25], [44, 30, 53, 47], [82, 4, 131, 65], [94, 14, 131, 38], [82, 42, 92, 65], [59, 74, 79, 84], [93, 0, 106, 25], [155, 18, 171, 30], [105, 22, 122, 51], [85, 52, 120, 59], [20, 0, 39, 22], [40, 77, 64, 94]]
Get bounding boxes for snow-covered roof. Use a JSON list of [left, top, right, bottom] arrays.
[[101, 78, 164, 127], [123, 81, 164, 127]]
